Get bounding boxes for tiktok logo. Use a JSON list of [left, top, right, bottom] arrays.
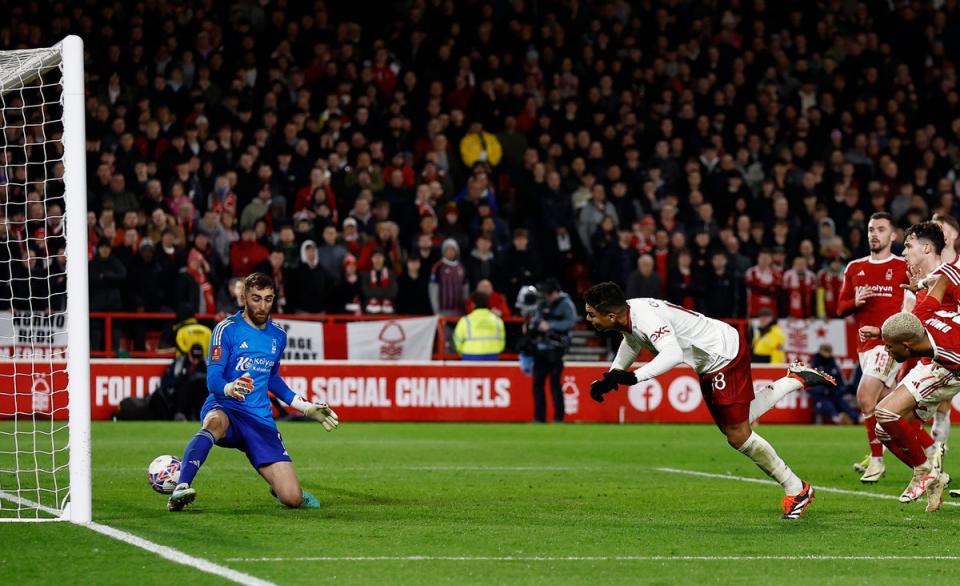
[[667, 376, 701, 413]]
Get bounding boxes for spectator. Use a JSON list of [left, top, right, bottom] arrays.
[[316, 225, 347, 285], [175, 248, 217, 317], [362, 249, 399, 314], [453, 291, 506, 361], [809, 344, 860, 425], [817, 256, 846, 318], [782, 256, 816, 319], [89, 238, 127, 352], [459, 122, 502, 168], [291, 240, 330, 314], [698, 252, 740, 319], [396, 256, 432, 315], [429, 239, 468, 316], [625, 254, 663, 299], [577, 184, 619, 254], [465, 279, 512, 318], [229, 225, 269, 279], [667, 249, 697, 310], [750, 309, 786, 364], [217, 277, 246, 314], [332, 254, 363, 315], [501, 228, 541, 304], [465, 235, 499, 289], [745, 249, 782, 317]]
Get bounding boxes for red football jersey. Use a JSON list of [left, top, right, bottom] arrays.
[[838, 255, 909, 352], [914, 296, 960, 373], [923, 261, 960, 312], [745, 265, 782, 317], [818, 268, 844, 318], [783, 268, 815, 318]]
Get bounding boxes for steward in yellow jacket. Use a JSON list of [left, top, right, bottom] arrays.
[[454, 292, 506, 361]]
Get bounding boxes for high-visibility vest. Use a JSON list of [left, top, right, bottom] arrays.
[[751, 323, 785, 364], [176, 323, 213, 357], [453, 308, 506, 357]]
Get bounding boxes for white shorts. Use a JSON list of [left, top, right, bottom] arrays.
[[858, 346, 898, 388], [899, 361, 960, 420]]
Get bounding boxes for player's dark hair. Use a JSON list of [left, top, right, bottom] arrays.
[[933, 212, 960, 233], [471, 291, 490, 309], [584, 282, 628, 314], [904, 221, 945, 255], [244, 272, 275, 292], [869, 211, 894, 225]]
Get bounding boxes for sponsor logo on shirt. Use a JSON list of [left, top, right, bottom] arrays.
[[650, 326, 671, 342], [240, 341, 248, 349], [857, 270, 866, 277]]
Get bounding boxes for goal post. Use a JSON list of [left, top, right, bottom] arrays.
[[0, 35, 89, 523]]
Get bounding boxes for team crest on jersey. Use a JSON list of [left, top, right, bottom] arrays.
[[885, 269, 893, 281], [271, 338, 277, 354]]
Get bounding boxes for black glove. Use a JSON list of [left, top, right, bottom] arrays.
[[589, 369, 639, 403]]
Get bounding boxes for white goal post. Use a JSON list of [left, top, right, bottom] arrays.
[[0, 35, 89, 523]]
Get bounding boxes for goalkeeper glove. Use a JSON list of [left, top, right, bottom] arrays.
[[224, 373, 254, 401], [291, 396, 340, 431], [589, 369, 638, 403]]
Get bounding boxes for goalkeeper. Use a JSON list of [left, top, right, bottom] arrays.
[[167, 272, 339, 512]]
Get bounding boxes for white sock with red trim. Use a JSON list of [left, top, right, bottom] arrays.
[[737, 431, 804, 495], [748, 377, 803, 423]]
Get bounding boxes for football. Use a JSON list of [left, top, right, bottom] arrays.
[[147, 455, 181, 495]]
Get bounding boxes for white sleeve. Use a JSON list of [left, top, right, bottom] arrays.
[[630, 304, 684, 381], [611, 338, 640, 371]]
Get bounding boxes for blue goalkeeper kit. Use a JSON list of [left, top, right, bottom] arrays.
[[186, 311, 299, 471]]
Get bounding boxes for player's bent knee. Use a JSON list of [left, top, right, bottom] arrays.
[[721, 422, 751, 449], [202, 410, 229, 439], [277, 488, 303, 508]]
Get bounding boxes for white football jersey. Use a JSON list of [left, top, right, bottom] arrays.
[[612, 298, 741, 378]]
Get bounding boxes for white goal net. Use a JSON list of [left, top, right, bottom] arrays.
[[0, 36, 89, 522]]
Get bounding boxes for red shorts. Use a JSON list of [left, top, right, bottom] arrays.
[[699, 336, 755, 426]]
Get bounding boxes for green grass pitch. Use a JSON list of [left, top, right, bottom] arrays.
[[3, 421, 960, 585]]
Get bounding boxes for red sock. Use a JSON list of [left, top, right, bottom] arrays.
[[865, 415, 884, 457], [879, 415, 928, 468], [911, 418, 934, 449]]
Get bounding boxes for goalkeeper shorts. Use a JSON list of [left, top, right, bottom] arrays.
[[203, 401, 292, 470]]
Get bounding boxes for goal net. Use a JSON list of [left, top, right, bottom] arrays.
[[0, 36, 89, 522]]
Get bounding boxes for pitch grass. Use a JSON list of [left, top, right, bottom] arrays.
[[3, 422, 960, 585]]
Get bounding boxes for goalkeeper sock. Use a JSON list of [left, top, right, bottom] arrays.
[[748, 377, 802, 423], [737, 431, 804, 495], [178, 429, 216, 486]]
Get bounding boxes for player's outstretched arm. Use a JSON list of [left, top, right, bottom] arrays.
[[268, 361, 340, 431]]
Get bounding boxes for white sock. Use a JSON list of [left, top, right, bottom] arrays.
[[738, 432, 804, 495], [933, 410, 952, 445], [749, 377, 803, 423]]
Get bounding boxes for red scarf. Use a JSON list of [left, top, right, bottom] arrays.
[[188, 266, 216, 312], [369, 267, 391, 288]]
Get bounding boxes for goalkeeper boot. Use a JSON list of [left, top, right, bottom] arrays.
[[926, 471, 951, 513], [853, 453, 871, 474], [300, 489, 321, 509], [786, 362, 837, 388], [781, 481, 815, 520], [167, 483, 197, 512], [860, 458, 885, 484]]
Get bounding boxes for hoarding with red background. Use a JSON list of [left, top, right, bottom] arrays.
[[0, 360, 902, 423]]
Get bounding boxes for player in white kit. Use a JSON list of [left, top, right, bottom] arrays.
[[583, 282, 836, 519]]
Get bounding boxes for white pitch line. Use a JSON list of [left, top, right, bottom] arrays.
[[654, 467, 960, 508], [0, 490, 275, 586], [227, 555, 960, 562]]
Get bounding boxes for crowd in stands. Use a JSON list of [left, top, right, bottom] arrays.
[[4, 0, 960, 349]]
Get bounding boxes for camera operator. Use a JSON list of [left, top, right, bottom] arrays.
[[526, 278, 577, 422], [155, 343, 209, 421]]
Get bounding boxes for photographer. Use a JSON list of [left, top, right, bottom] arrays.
[[525, 278, 577, 422], [152, 343, 209, 421]]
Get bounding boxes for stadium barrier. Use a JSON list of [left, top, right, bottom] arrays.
[[0, 359, 870, 423], [86, 312, 845, 362]]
